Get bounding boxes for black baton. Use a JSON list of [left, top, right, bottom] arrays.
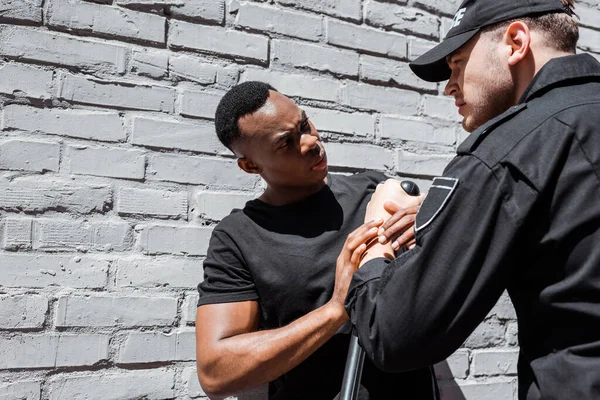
[[339, 180, 421, 400]]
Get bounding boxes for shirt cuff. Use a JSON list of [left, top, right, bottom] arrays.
[[354, 257, 390, 283]]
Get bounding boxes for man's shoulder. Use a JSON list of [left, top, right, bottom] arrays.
[[212, 208, 250, 237], [332, 171, 388, 189]]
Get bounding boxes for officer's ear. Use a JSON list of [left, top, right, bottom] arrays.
[[238, 157, 261, 175], [505, 21, 531, 66]]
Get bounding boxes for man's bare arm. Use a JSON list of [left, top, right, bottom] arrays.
[[196, 300, 345, 399], [195, 219, 383, 399]]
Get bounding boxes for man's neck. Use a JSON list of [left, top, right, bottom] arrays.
[[259, 178, 328, 206], [513, 51, 573, 104]]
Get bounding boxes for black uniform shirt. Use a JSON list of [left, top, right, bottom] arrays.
[[345, 54, 600, 400], [198, 172, 437, 399]]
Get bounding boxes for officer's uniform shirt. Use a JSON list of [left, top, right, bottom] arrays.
[[345, 54, 600, 400]]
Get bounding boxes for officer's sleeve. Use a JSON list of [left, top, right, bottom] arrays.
[[345, 154, 537, 371]]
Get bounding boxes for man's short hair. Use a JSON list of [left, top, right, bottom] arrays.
[[482, 0, 579, 53], [215, 81, 278, 151]]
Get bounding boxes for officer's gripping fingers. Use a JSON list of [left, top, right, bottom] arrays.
[[383, 200, 402, 215]]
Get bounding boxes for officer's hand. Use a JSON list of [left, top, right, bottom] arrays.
[[377, 202, 421, 251], [330, 218, 383, 318], [365, 179, 423, 224]]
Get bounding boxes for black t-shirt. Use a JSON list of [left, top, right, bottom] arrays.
[[198, 172, 437, 399]]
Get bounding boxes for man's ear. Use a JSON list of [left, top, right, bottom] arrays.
[[505, 21, 531, 66], [237, 157, 261, 174]]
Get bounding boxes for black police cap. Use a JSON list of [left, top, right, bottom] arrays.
[[409, 0, 571, 82]]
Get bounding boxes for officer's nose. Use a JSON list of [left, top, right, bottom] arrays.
[[444, 70, 459, 97]]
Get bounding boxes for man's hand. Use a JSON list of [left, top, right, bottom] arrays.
[[329, 218, 383, 318]]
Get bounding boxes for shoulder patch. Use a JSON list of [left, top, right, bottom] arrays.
[[415, 177, 459, 233]]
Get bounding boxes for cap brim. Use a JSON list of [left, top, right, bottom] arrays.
[[409, 29, 480, 82]]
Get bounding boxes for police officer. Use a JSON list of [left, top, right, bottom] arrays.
[[341, 0, 600, 399]]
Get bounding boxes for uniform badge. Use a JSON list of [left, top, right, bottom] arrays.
[[415, 177, 459, 233]]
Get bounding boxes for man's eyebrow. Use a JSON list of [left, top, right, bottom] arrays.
[[272, 111, 308, 147], [273, 131, 292, 147]]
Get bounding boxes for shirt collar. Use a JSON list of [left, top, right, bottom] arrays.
[[519, 53, 600, 104]]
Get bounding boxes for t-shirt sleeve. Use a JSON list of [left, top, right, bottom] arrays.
[[364, 170, 389, 185], [197, 229, 259, 306]]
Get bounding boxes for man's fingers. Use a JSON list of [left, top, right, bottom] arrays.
[[350, 243, 367, 266], [346, 219, 383, 251], [391, 227, 416, 251], [378, 213, 416, 244]]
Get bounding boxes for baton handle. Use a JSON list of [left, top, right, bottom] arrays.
[[339, 328, 365, 400], [338, 180, 420, 400]]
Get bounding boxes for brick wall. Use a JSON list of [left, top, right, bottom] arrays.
[[1, 0, 599, 399]]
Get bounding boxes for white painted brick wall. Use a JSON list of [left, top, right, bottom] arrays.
[[131, 48, 169, 79], [193, 191, 254, 221], [327, 19, 407, 59], [117, 330, 195, 363], [178, 89, 223, 119], [169, 55, 218, 84], [116, 256, 203, 288], [169, 20, 269, 62], [380, 116, 455, 144], [47, 369, 176, 400], [0, 380, 41, 400], [140, 224, 212, 256], [236, 3, 322, 42], [0, 26, 128, 75], [55, 296, 178, 327], [340, 81, 420, 114], [33, 217, 133, 251], [45, 0, 167, 45], [366, 2, 440, 39], [0, 295, 48, 329], [58, 73, 175, 112], [326, 142, 393, 171], [131, 115, 226, 153], [305, 106, 375, 137], [278, 0, 361, 22], [2, 105, 125, 142], [67, 145, 146, 180], [0, 254, 109, 288], [0, 334, 109, 369], [168, 0, 225, 24], [241, 68, 341, 102], [1, 0, 598, 398], [0, 139, 60, 172], [117, 187, 188, 218], [147, 153, 259, 189], [0, 63, 54, 99], [0, 0, 43, 24], [272, 39, 359, 77]]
